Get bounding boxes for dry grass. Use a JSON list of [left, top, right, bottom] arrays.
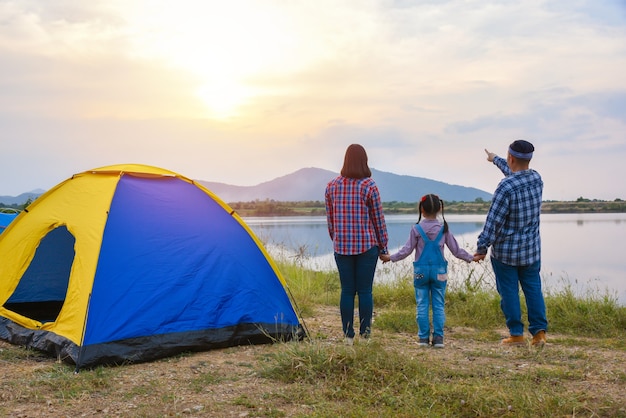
[[1, 305, 625, 417]]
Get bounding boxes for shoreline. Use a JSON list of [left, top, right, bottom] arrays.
[[229, 200, 626, 217]]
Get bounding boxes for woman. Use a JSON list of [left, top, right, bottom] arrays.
[[325, 144, 389, 345]]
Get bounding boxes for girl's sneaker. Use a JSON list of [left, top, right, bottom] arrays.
[[432, 335, 444, 348]]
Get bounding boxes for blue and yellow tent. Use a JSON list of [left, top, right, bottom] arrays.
[[0, 164, 304, 369]]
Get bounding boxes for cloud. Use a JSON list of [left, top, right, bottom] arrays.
[[445, 89, 626, 153], [0, 1, 625, 201], [572, 91, 626, 124]]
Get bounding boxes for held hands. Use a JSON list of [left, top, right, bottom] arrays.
[[381, 253, 484, 263], [484, 149, 496, 162], [473, 253, 486, 262]]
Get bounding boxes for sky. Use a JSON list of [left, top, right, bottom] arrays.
[[1, 0, 625, 201]]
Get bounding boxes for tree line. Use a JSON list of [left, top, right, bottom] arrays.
[[4, 197, 624, 217], [0, 198, 34, 212], [228, 198, 626, 217]]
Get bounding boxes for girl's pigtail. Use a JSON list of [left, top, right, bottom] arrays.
[[440, 199, 449, 233], [417, 201, 423, 224]]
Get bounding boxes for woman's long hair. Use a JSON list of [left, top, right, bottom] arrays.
[[340, 144, 372, 179]]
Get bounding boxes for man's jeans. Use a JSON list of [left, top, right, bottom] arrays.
[[491, 257, 548, 336]]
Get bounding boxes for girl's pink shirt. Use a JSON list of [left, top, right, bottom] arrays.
[[389, 218, 473, 263]]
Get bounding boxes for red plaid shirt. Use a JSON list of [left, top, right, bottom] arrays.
[[325, 176, 389, 255]]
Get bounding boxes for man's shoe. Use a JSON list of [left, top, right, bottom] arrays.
[[531, 330, 546, 347], [501, 335, 525, 346], [418, 338, 430, 347], [345, 337, 354, 346]]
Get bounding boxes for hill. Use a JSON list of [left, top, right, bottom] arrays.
[[199, 167, 492, 203], [1, 169, 491, 205], [0, 190, 44, 206]]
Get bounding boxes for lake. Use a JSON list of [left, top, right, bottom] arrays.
[[245, 213, 626, 306]]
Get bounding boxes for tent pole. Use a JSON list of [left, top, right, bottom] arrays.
[[74, 292, 92, 373]]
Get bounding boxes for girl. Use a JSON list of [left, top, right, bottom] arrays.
[[381, 194, 478, 348]]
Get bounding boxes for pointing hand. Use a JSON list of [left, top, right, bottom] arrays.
[[484, 149, 496, 162]]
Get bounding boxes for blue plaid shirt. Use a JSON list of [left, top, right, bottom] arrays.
[[477, 156, 543, 266]]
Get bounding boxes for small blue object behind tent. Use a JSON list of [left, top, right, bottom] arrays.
[[0, 209, 20, 234]]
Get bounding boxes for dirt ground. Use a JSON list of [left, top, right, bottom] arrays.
[[1, 305, 625, 417]]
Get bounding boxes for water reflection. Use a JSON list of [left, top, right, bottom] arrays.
[[247, 215, 485, 256], [245, 213, 626, 305]]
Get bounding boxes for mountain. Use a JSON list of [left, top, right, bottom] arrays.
[[369, 169, 492, 202], [199, 167, 492, 203], [199, 167, 336, 202], [0, 191, 45, 206], [2, 169, 492, 205]]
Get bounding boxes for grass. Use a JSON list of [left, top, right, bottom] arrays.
[[1, 256, 625, 417], [260, 338, 625, 417], [266, 257, 626, 416], [275, 255, 626, 341]]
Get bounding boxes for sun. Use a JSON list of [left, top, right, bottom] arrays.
[[124, 1, 301, 119], [194, 82, 253, 119]]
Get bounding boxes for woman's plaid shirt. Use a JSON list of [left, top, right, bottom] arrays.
[[477, 156, 543, 266], [325, 176, 389, 256]]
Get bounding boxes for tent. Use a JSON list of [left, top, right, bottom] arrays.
[[0, 209, 20, 234], [0, 164, 304, 369]]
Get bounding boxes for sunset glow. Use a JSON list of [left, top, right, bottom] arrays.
[[122, 1, 309, 118], [1, 1, 625, 200]]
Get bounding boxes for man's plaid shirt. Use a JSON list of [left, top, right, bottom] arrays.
[[325, 176, 388, 255], [477, 156, 543, 266]]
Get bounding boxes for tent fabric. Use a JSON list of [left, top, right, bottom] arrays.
[[0, 164, 304, 368]]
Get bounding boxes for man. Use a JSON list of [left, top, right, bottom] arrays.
[[474, 140, 548, 347]]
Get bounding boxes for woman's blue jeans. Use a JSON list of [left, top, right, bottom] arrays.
[[490, 257, 548, 336], [334, 246, 379, 338], [414, 275, 447, 340]]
